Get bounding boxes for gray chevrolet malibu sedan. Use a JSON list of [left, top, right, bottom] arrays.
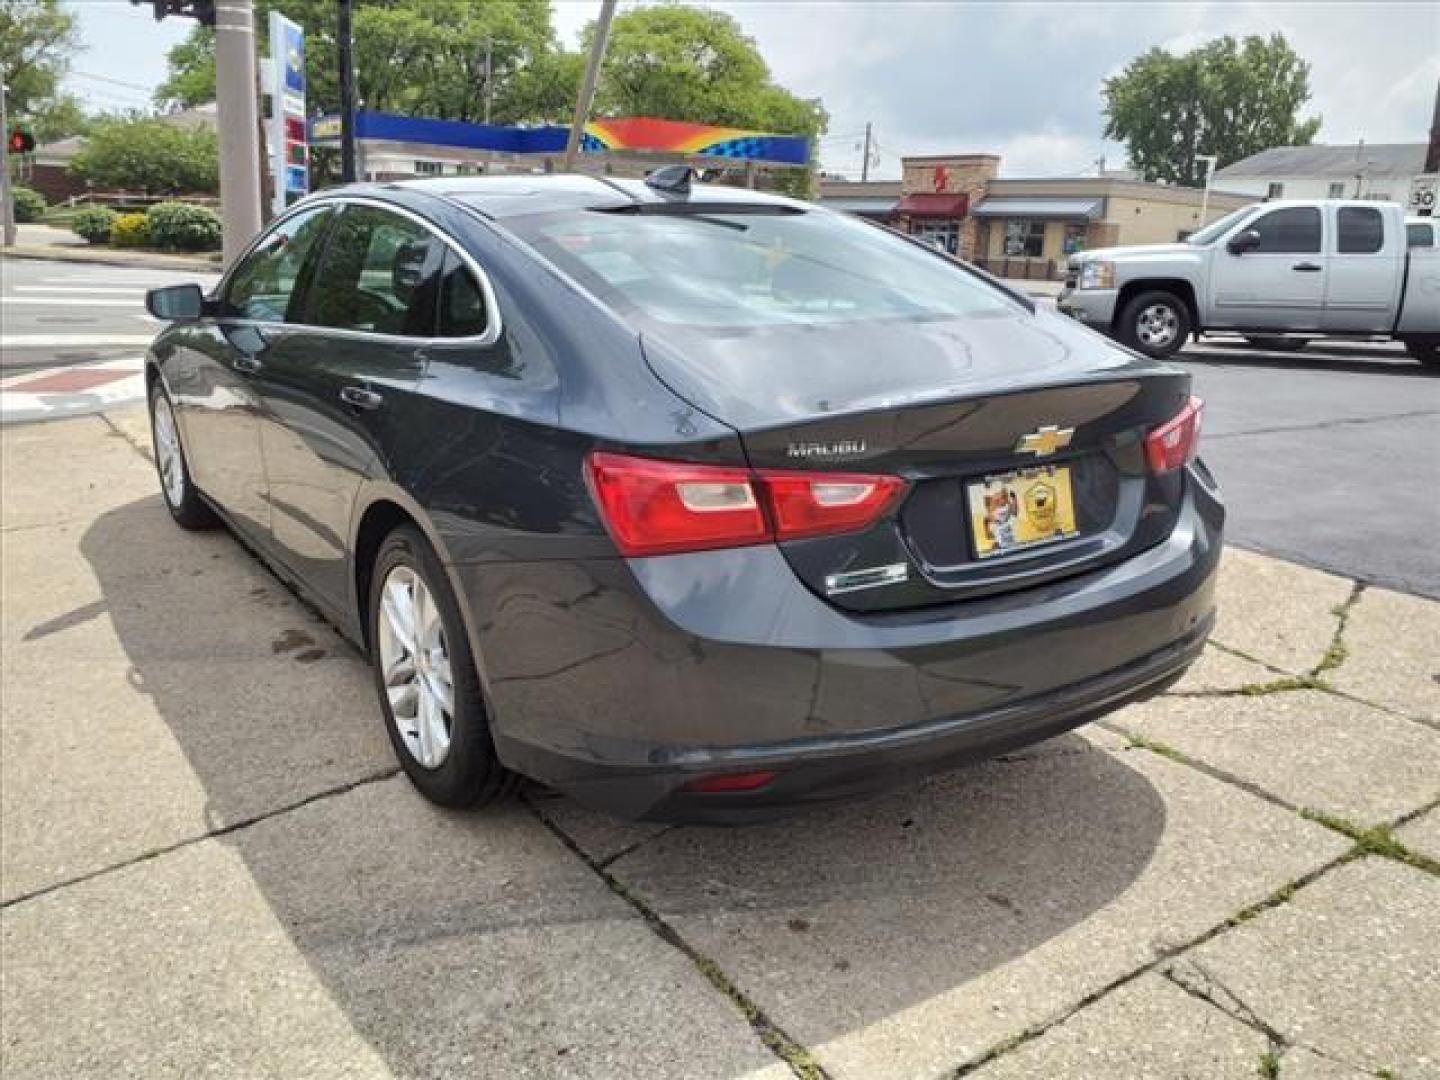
[[143, 172, 1223, 823]]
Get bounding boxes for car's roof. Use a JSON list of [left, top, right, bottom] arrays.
[[383, 173, 811, 219]]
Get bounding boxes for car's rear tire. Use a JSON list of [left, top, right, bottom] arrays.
[[1244, 335, 1308, 352], [1401, 336, 1440, 368], [368, 524, 515, 808], [149, 382, 219, 530], [1118, 290, 1190, 359]]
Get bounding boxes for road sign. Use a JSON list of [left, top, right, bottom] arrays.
[[1409, 175, 1437, 217]]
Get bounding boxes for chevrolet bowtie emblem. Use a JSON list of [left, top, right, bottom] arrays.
[[1015, 425, 1075, 456]]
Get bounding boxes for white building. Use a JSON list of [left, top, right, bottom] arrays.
[[1212, 143, 1428, 205]]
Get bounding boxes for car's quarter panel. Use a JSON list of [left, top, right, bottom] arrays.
[[151, 322, 270, 539], [1397, 242, 1440, 333]]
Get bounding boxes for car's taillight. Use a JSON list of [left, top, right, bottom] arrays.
[[586, 452, 907, 556], [1145, 395, 1204, 474], [759, 471, 908, 541]]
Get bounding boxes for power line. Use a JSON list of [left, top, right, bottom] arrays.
[[69, 70, 156, 94]]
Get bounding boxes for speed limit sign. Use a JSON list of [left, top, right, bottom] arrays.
[[1410, 175, 1437, 216]]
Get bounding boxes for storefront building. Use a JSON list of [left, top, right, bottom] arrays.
[[819, 159, 1251, 279]]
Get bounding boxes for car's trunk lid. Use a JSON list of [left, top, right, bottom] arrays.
[[640, 308, 1193, 612]]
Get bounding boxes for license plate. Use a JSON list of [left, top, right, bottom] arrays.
[[966, 465, 1079, 559]]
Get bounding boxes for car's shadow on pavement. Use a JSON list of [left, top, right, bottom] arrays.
[[81, 495, 1167, 1075]]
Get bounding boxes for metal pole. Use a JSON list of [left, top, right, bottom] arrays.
[[861, 121, 872, 183], [1, 76, 16, 248], [214, 0, 264, 265], [338, 0, 358, 183], [563, 0, 617, 172]]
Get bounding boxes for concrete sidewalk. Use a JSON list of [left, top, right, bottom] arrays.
[[1, 409, 1436, 1079]]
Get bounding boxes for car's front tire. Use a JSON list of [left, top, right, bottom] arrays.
[[149, 382, 218, 530], [368, 524, 515, 808], [1118, 290, 1190, 360]]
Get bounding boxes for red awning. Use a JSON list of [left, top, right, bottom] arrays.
[[896, 193, 969, 218]]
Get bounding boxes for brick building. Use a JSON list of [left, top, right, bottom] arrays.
[[820, 154, 1251, 279]]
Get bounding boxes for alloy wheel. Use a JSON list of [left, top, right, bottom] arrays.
[[377, 565, 455, 769], [152, 394, 187, 508]]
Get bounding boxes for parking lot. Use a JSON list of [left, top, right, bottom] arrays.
[[1, 359, 1437, 1077]]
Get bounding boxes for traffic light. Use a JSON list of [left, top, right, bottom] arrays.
[[8, 127, 35, 155]]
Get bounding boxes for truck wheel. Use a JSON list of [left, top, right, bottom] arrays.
[[1118, 290, 1190, 360], [1401, 336, 1440, 368], [1244, 335, 1308, 352]]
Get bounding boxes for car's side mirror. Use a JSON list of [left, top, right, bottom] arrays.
[[1226, 230, 1262, 256], [146, 284, 207, 321]]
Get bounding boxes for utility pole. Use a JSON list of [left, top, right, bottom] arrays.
[[338, 0, 358, 182], [213, 1, 264, 263], [1425, 77, 1439, 175], [1, 75, 15, 248], [563, 0, 617, 172], [861, 121, 872, 182]]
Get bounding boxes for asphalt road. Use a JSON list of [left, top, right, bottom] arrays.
[[2, 257, 1435, 595], [0, 257, 218, 374]]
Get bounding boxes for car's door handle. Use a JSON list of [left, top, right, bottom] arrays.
[[1292, 262, 1323, 272], [232, 354, 263, 374], [340, 385, 384, 411]]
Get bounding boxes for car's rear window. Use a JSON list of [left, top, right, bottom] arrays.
[[506, 207, 1016, 329]]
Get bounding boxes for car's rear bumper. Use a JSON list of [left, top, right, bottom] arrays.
[[463, 467, 1223, 823]]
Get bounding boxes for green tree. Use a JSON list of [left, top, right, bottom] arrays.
[[29, 93, 90, 143], [1103, 33, 1321, 187], [0, 0, 81, 145], [68, 115, 219, 194], [588, 5, 826, 194], [155, 0, 567, 123]]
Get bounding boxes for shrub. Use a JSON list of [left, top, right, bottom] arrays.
[[145, 201, 221, 251], [110, 212, 152, 248], [12, 186, 47, 223], [68, 116, 218, 194], [70, 206, 119, 245]]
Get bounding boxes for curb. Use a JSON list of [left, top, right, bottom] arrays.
[[1, 244, 221, 273], [1, 357, 148, 425]]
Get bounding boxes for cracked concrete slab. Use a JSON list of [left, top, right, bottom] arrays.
[[1396, 807, 1440, 866], [1212, 548, 1353, 674], [605, 741, 1347, 1079], [0, 778, 779, 1080], [1179, 857, 1440, 1078], [1280, 1047, 1376, 1079], [964, 972, 1268, 1080], [1113, 690, 1440, 824], [1329, 586, 1440, 720], [526, 790, 671, 866], [1169, 644, 1278, 694]]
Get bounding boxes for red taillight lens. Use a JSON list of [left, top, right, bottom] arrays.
[[1145, 395, 1204, 474], [681, 770, 778, 793], [587, 452, 768, 556], [586, 452, 907, 556], [759, 471, 908, 542]]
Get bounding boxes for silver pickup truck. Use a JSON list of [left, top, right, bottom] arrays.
[[1058, 199, 1440, 366]]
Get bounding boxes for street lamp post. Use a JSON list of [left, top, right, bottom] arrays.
[[1, 75, 15, 248]]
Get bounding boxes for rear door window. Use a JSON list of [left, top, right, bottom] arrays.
[[437, 250, 489, 338], [305, 205, 445, 336], [222, 205, 334, 322], [1336, 207, 1384, 254], [1405, 222, 1435, 249], [1248, 207, 1322, 254]]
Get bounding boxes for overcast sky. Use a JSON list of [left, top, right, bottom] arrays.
[[66, 0, 1439, 179]]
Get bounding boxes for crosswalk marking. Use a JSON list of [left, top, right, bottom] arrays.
[[9, 286, 151, 295], [0, 334, 157, 347], [0, 297, 145, 307]]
